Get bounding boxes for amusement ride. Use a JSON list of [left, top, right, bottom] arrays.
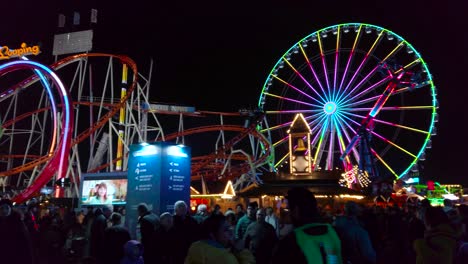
[[0, 22, 438, 203]]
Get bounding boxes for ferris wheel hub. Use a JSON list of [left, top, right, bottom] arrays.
[[323, 102, 337, 115]]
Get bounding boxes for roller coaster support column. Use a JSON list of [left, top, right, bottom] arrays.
[[116, 64, 127, 171]]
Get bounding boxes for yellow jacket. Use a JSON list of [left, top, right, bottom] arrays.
[[184, 240, 256, 264]]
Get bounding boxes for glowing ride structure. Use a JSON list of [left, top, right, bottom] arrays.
[[0, 59, 73, 204], [257, 23, 437, 187], [0, 53, 271, 201]]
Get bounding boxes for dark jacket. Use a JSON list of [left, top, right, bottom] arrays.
[[0, 210, 34, 264], [414, 223, 458, 264], [120, 240, 144, 264], [103, 225, 132, 264]]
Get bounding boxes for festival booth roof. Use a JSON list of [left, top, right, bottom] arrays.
[[238, 170, 364, 198], [238, 179, 365, 197]]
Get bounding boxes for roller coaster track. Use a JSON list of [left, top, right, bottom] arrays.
[[0, 53, 273, 202]]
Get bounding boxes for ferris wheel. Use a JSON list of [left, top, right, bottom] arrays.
[[257, 23, 437, 184]]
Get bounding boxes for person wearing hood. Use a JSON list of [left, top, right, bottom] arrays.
[[120, 240, 144, 264], [414, 206, 458, 264]]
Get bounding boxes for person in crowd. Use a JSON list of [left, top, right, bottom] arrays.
[[152, 212, 177, 264], [271, 187, 342, 264], [38, 213, 67, 264], [414, 206, 458, 264], [88, 182, 112, 204], [103, 212, 131, 264], [265, 206, 280, 237], [235, 203, 245, 222], [443, 198, 455, 214], [225, 209, 238, 234], [235, 201, 258, 241], [334, 201, 376, 264], [278, 208, 294, 239], [212, 204, 222, 215], [243, 207, 278, 264], [193, 203, 210, 224], [173, 200, 201, 263], [0, 198, 34, 264], [184, 213, 255, 264], [121, 240, 144, 264], [24, 198, 41, 260], [137, 202, 160, 263], [90, 205, 113, 263]]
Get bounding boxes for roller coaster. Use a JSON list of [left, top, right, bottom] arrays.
[[0, 53, 273, 204]]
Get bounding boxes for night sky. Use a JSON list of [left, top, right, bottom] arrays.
[[3, 1, 468, 185]]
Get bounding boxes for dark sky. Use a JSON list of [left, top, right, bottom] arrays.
[[3, 1, 468, 185]]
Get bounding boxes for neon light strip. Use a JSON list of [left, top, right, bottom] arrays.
[[394, 59, 422, 74], [370, 131, 417, 158], [370, 148, 399, 178], [332, 116, 351, 167], [336, 65, 381, 105], [345, 106, 435, 111], [338, 73, 390, 107], [338, 25, 361, 93], [20, 56, 59, 155], [275, 152, 289, 168], [263, 92, 321, 108], [272, 135, 288, 148], [280, 60, 328, 103], [332, 26, 340, 101], [317, 32, 332, 100], [0, 60, 73, 203], [313, 117, 329, 167], [299, 44, 328, 100], [259, 122, 292, 133], [265, 109, 323, 114], [381, 41, 405, 62], [309, 114, 329, 159], [335, 112, 360, 163], [327, 117, 334, 169], [271, 74, 325, 104], [344, 111, 429, 134], [335, 28, 383, 104]]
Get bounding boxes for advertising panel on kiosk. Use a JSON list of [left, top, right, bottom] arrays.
[[79, 171, 128, 207], [126, 142, 191, 239]]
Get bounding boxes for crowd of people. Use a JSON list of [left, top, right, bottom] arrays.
[[1, 189, 468, 264]]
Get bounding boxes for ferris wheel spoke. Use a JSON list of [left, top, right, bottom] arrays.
[[340, 82, 388, 108], [337, 25, 363, 99], [331, 116, 351, 169], [312, 116, 331, 168], [265, 109, 323, 114], [335, 112, 360, 163], [317, 33, 332, 100], [298, 44, 328, 100], [275, 151, 290, 168], [265, 73, 324, 104], [370, 130, 418, 158], [336, 27, 384, 103], [258, 23, 437, 180], [344, 110, 431, 135], [281, 58, 330, 103], [262, 92, 323, 108], [370, 148, 399, 178]]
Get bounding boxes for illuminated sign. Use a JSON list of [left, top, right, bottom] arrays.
[[0, 43, 41, 60]]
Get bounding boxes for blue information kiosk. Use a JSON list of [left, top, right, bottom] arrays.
[[126, 142, 191, 239]]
